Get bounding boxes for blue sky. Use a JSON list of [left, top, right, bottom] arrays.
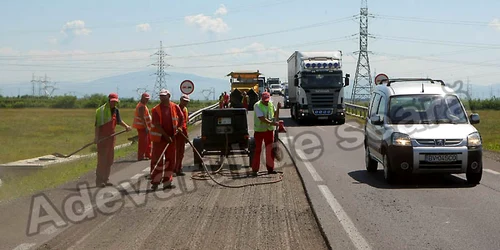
[[2, 0, 500, 93]]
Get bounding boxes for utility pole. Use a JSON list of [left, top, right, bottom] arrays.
[[152, 41, 170, 100], [351, 0, 373, 103], [31, 73, 36, 96]]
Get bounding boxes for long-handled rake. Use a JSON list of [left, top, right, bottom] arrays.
[[52, 130, 128, 158]]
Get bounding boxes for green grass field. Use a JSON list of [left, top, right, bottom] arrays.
[[346, 110, 500, 152], [0, 101, 212, 164]]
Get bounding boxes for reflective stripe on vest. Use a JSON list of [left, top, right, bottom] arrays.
[[95, 103, 112, 127], [253, 101, 275, 132], [132, 102, 152, 129], [149, 102, 179, 142]]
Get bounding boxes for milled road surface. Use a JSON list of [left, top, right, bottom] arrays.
[[0, 107, 328, 250]]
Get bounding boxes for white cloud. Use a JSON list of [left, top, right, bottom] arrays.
[[489, 18, 500, 31], [136, 23, 151, 32], [214, 4, 228, 16], [185, 14, 229, 33], [61, 20, 91, 36], [48, 37, 58, 45]]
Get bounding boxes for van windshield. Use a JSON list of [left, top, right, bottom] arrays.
[[388, 95, 468, 124], [271, 84, 281, 89]]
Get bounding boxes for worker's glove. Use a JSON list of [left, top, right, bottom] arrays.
[[125, 125, 132, 132]]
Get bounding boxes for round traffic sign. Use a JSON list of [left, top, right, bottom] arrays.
[[374, 73, 389, 85], [180, 80, 194, 95]]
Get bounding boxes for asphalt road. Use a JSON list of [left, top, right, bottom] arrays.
[[272, 95, 500, 250], [0, 108, 327, 250]]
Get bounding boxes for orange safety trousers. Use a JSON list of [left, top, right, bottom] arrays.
[[96, 115, 116, 186], [137, 128, 151, 160], [150, 140, 176, 185], [251, 130, 274, 172]]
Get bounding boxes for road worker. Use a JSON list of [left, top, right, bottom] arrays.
[[174, 94, 190, 176], [251, 91, 281, 176], [242, 91, 249, 111], [223, 91, 230, 108], [219, 93, 224, 109], [149, 89, 185, 190], [94, 93, 132, 187], [133, 93, 152, 161]]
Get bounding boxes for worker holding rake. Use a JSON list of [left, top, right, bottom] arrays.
[[94, 92, 132, 188], [149, 89, 185, 190]]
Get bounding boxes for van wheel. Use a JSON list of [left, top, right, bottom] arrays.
[[365, 147, 378, 172], [466, 164, 482, 185], [383, 154, 396, 184]]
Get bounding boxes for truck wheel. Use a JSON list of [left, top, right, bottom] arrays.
[[248, 137, 256, 168], [291, 106, 296, 120], [193, 138, 203, 169], [337, 119, 345, 125], [466, 163, 482, 185]]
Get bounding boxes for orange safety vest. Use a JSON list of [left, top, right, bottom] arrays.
[[132, 102, 152, 130], [181, 106, 188, 131], [149, 102, 179, 142]]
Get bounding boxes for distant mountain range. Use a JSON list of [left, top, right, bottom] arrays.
[[1, 71, 500, 100], [0, 71, 231, 101]]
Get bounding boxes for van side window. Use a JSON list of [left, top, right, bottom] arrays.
[[377, 95, 387, 116], [369, 94, 381, 117]]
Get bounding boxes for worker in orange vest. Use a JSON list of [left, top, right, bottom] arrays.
[[223, 91, 230, 108], [149, 89, 185, 190], [219, 93, 224, 109], [133, 93, 152, 161], [174, 94, 190, 176], [94, 93, 132, 187]]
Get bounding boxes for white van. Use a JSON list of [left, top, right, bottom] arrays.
[[364, 78, 483, 184]]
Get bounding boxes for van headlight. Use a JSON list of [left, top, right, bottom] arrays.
[[467, 132, 482, 147], [392, 132, 411, 146]]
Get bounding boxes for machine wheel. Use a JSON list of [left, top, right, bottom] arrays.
[[193, 138, 203, 169], [466, 163, 482, 185], [337, 118, 345, 125], [365, 146, 378, 172], [248, 137, 256, 168]]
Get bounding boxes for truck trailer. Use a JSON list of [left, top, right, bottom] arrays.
[[287, 51, 350, 124]]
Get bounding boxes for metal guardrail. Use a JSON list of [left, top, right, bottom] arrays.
[[187, 102, 219, 125], [345, 103, 368, 119]]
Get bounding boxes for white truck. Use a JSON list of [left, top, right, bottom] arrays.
[[287, 51, 350, 124]]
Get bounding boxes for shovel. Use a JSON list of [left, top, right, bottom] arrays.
[[52, 130, 128, 158]]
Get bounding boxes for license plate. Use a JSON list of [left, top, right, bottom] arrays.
[[217, 117, 231, 125], [318, 117, 328, 120], [425, 154, 457, 162]]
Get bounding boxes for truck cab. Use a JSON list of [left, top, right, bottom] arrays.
[[287, 51, 350, 124]]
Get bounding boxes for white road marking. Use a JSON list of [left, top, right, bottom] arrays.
[[316, 126, 326, 131], [131, 173, 144, 180], [142, 167, 149, 173], [485, 169, 500, 175], [12, 243, 36, 250], [318, 185, 372, 250], [346, 123, 363, 131], [296, 150, 323, 182]]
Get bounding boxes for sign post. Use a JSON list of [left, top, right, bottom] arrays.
[[180, 80, 195, 95], [374, 73, 389, 85]]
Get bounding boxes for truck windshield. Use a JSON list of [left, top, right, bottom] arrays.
[[388, 95, 468, 124], [301, 73, 342, 88]]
